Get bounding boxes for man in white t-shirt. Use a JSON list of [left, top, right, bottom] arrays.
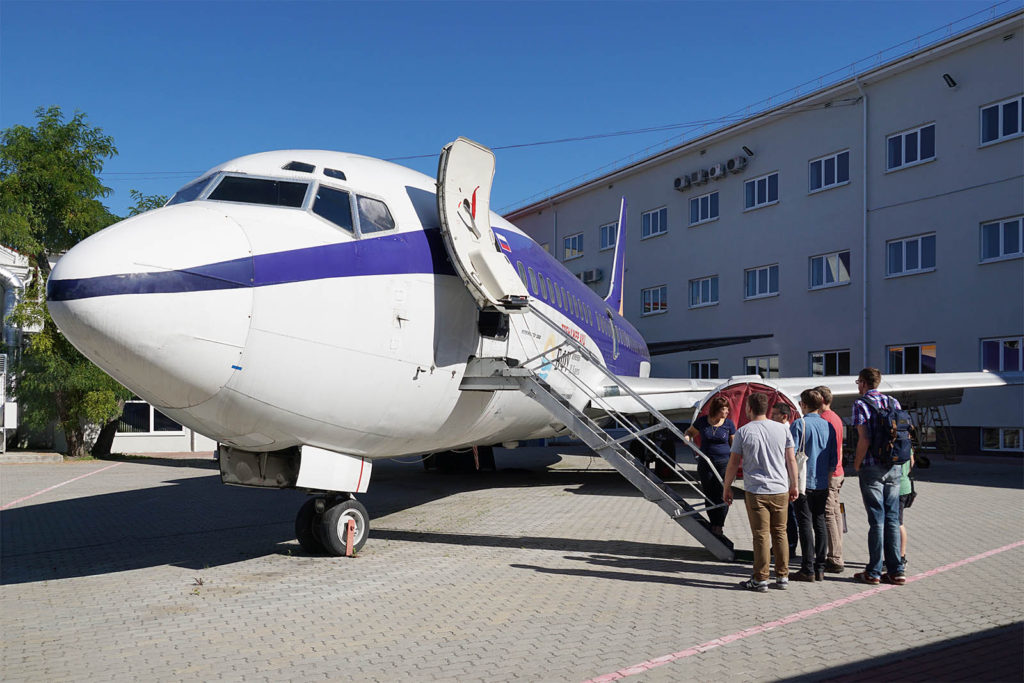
[[723, 392, 799, 592]]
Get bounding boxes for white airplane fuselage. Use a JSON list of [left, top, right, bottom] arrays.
[[47, 150, 650, 460]]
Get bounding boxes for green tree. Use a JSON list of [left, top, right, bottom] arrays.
[[1, 106, 133, 457]]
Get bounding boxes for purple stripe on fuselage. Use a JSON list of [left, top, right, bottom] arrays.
[[47, 229, 456, 302]]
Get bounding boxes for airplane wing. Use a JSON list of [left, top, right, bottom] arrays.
[[589, 376, 720, 421], [590, 371, 1023, 423], [769, 371, 1024, 417], [647, 334, 773, 355]]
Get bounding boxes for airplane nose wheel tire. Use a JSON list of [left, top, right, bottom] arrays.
[[319, 497, 370, 556], [295, 498, 326, 555]]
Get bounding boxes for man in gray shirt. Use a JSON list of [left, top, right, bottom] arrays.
[[723, 392, 799, 592]]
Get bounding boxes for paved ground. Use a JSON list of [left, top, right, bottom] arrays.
[[1, 448, 1022, 682]]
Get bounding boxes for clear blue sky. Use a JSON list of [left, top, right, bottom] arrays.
[[2, 0, 1019, 218]]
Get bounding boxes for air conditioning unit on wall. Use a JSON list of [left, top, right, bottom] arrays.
[[727, 155, 748, 173], [708, 163, 726, 180], [690, 169, 709, 185], [582, 268, 603, 284], [673, 176, 692, 191]]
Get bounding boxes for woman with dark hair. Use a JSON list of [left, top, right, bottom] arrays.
[[684, 395, 736, 537]]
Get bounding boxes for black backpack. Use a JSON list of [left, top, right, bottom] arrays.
[[863, 397, 913, 465]]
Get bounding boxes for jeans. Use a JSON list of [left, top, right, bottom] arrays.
[[744, 491, 790, 582], [698, 459, 729, 528], [793, 489, 829, 573], [825, 475, 844, 566], [859, 463, 904, 577]]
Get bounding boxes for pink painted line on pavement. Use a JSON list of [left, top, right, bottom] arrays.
[[583, 539, 1024, 683], [1, 462, 122, 510]]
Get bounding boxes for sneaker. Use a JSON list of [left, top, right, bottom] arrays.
[[815, 570, 825, 582], [824, 561, 845, 574], [740, 578, 768, 592], [774, 576, 789, 590], [791, 569, 816, 582], [853, 571, 881, 585], [881, 573, 907, 586]]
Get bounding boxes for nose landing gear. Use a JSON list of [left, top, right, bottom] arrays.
[[294, 494, 369, 556]]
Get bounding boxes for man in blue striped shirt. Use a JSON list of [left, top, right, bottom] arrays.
[[852, 367, 906, 585]]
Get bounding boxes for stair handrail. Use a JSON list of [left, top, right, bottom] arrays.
[[521, 304, 727, 487]]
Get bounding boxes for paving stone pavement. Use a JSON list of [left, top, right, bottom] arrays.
[[1, 449, 1021, 682]]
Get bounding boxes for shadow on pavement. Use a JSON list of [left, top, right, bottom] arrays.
[[781, 621, 1024, 682], [0, 462, 657, 586], [371, 528, 717, 563]]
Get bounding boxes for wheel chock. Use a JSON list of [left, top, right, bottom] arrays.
[[345, 519, 356, 557]]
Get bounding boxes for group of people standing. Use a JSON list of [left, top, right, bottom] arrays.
[[684, 367, 911, 592]]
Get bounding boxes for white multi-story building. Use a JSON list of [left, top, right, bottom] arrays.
[[506, 12, 1023, 455]]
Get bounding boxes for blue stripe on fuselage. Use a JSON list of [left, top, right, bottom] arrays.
[[47, 229, 456, 302], [46, 222, 649, 376]]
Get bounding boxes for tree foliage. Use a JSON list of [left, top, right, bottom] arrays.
[[1, 106, 135, 457], [1, 106, 118, 277]]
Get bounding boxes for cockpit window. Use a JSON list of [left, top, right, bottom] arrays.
[[166, 175, 216, 206], [312, 186, 354, 234], [283, 161, 315, 173], [356, 195, 395, 233], [208, 176, 308, 208], [324, 168, 347, 180]]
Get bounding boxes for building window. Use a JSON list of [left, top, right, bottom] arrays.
[[689, 360, 719, 379], [980, 95, 1023, 145], [641, 285, 668, 316], [641, 207, 668, 239], [810, 349, 851, 376], [809, 150, 850, 192], [888, 343, 936, 374], [887, 233, 936, 276], [981, 336, 1022, 372], [689, 191, 719, 226], [980, 216, 1023, 262], [809, 250, 851, 289], [744, 264, 779, 299], [886, 123, 935, 171], [540, 242, 550, 253], [689, 275, 719, 308], [116, 400, 184, 434], [600, 223, 617, 251], [563, 233, 583, 261], [981, 427, 1023, 452], [744, 172, 779, 210], [745, 355, 780, 378]]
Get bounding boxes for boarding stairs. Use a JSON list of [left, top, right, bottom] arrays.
[[461, 305, 735, 561]]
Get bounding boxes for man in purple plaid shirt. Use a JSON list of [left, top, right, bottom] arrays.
[[851, 367, 906, 585]]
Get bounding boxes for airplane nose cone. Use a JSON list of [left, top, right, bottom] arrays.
[[48, 204, 253, 409]]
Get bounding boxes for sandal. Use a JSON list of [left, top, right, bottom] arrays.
[[881, 573, 906, 585], [853, 571, 880, 585]]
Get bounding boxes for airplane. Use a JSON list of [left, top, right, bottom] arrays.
[[46, 137, 1018, 558]]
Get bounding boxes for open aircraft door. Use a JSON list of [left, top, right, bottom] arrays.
[[693, 377, 802, 427], [437, 137, 529, 314]]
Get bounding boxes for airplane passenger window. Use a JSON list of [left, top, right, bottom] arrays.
[[546, 277, 555, 304], [528, 267, 538, 295], [167, 175, 216, 205], [553, 280, 562, 308], [209, 176, 308, 207], [538, 273, 548, 300], [357, 196, 395, 233], [313, 186, 354, 233], [517, 262, 528, 286]]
